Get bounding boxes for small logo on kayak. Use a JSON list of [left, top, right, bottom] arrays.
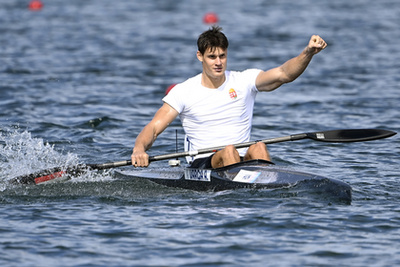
[[233, 170, 262, 183], [229, 88, 237, 100]]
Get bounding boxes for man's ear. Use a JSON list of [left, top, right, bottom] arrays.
[[196, 51, 203, 62]]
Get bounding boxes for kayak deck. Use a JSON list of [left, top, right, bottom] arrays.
[[117, 159, 352, 203]]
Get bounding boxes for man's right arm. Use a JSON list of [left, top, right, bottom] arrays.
[[131, 103, 179, 167]]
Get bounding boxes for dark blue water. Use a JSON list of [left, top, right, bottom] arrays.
[[1, 0, 399, 266]]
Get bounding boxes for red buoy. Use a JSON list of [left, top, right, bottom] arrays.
[[165, 84, 177, 95], [203, 12, 219, 24], [29, 0, 44, 11]]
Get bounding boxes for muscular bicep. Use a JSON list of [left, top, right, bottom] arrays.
[[255, 67, 290, 92], [134, 103, 179, 153], [149, 103, 179, 137]]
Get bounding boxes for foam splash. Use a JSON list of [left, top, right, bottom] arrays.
[[0, 128, 112, 190]]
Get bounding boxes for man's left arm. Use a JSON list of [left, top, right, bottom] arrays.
[[256, 35, 327, 92]]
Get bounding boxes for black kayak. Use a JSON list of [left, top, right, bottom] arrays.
[[10, 129, 394, 202], [117, 159, 352, 203]]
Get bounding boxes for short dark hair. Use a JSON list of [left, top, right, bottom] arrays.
[[197, 26, 229, 55]]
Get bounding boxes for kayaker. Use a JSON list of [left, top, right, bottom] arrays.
[[131, 26, 327, 168]]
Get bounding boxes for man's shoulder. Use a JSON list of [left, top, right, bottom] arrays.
[[226, 69, 262, 87], [228, 68, 262, 77], [180, 73, 202, 86], [166, 73, 202, 97]]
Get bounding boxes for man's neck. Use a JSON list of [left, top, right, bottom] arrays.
[[201, 73, 226, 89]]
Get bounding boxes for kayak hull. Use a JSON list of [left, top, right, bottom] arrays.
[[118, 159, 352, 203]]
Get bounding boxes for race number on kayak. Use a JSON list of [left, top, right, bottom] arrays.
[[184, 169, 211, 182]]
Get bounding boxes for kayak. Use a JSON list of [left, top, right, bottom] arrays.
[[116, 159, 352, 203], [10, 128, 393, 201]]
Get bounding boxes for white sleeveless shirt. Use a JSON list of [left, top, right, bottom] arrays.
[[163, 69, 261, 161]]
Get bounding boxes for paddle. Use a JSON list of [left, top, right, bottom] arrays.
[[11, 128, 396, 185]]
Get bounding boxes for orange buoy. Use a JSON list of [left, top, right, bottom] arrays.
[[203, 12, 219, 24], [29, 0, 44, 11]]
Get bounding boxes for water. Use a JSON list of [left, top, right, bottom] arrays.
[[1, 0, 399, 266]]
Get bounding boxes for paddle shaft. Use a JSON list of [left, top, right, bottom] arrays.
[[89, 134, 308, 170], [93, 128, 397, 169], [148, 134, 301, 162]]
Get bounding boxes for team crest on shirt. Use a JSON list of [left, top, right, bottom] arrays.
[[229, 88, 237, 100]]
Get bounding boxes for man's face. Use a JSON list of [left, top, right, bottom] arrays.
[[197, 47, 227, 80]]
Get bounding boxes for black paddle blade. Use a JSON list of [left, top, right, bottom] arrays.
[[306, 129, 396, 142]]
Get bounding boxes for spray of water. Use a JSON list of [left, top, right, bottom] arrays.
[[0, 128, 112, 190]]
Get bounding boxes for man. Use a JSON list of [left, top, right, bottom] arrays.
[[131, 26, 327, 169]]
